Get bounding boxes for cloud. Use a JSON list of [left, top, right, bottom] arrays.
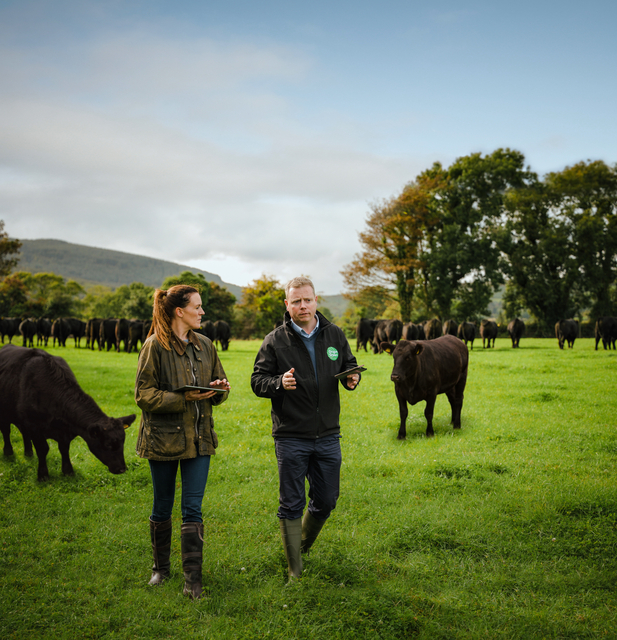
[[0, 18, 427, 293]]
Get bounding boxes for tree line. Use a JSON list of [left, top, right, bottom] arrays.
[[341, 149, 617, 334], [0, 224, 290, 339]]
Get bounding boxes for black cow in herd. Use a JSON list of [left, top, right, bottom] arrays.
[[457, 321, 476, 349], [402, 322, 426, 341], [555, 319, 578, 349], [507, 318, 525, 348], [382, 335, 469, 439], [356, 319, 377, 352], [214, 320, 231, 351], [480, 319, 498, 348], [424, 318, 442, 341], [595, 317, 617, 351], [0, 345, 136, 481], [442, 319, 458, 337], [19, 318, 37, 347]]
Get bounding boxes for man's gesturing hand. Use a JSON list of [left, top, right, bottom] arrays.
[[282, 368, 297, 391]]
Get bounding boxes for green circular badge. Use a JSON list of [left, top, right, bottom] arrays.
[[327, 347, 339, 361]]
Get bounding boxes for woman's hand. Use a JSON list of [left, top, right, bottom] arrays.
[[184, 379, 230, 401]]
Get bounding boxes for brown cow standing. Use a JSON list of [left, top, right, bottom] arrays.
[[0, 345, 136, 481], [381, 335, 469, 439]]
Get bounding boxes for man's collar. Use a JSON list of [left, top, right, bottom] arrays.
[[290, 314, 320, 338]]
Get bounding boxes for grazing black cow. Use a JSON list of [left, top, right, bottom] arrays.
[[0, 345, 136, 481], [457, 321, 476, 349], [381, 335, 469, 439], [64, 317, 87, 347], [387, 319, 403, 344], [442, 319, 458, 337], [127, 320, 144, 353], [115, 318, 130, 352], [86, 318, 103, 350], [371, 319, 402, 353], [196, 320, 216, 341], [99, 318, 117, 351], [480, 319, 498, 348], [1, 317, 21, 344], [402, 322, 417, 341], [19, 318, 37, 347], [356, 318, 377, 352], [555, 320, 578, 349], [371, 320, 389, 353], [51, 318, 72, 347], [424, 318, 442, 340], [507, 318, 525, 348], [214, 320, 231, 351], [595, 317, 617, 351], [36, 318, 52, 346]]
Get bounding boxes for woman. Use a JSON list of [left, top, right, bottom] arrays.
[[135, 284, 230, 599]]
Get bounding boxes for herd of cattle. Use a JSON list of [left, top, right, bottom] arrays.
[[1, 313, 616, 482], [0, 317, 232, 352], [355, 316, 617, 353]]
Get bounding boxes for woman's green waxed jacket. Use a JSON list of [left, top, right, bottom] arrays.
[[135, 331, 228, 461]]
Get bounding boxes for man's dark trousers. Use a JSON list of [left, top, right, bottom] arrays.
[[274, 435, 342, 521]]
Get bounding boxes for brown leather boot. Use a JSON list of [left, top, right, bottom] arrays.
[[301, 511, 326, 554], [181, 522, 204, 599], [279, 517, 302, 581], [148, 517, 172, 585]]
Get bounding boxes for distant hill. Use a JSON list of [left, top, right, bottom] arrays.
[[14, 239, 243, 300]]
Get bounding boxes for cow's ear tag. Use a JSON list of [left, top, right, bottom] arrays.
[[123, 424, 130, 430], [413, 344, 424, 356]]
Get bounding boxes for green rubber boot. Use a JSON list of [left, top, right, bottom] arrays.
[[301, 511, 326, 554], [279, 517, 303, 580]]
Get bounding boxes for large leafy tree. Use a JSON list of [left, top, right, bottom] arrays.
[[500, 179, 580, 333], [235, 275, 286, 339], [342, 173, 442, 321], [1, 271, 85, 318], [343, 149, 532, 322], [545, 160, 617, 318], [420, 148, 532, 320], [0, 220, 21, 278]]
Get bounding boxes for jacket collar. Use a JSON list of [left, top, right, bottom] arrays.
[[283, 309, 330, 335], [170, 330, 202, 356]]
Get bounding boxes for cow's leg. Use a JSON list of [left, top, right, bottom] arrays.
[[31, 436, 51, 481], [20, 428, 33, 457], [0, 420, 13, 456], [57, 439, 74, 476], [447, 380, 466, 430], [395, 386, 408, 440], [424, 396, 436, 437]]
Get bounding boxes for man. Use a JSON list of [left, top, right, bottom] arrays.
[[251, 276, 361, 580]]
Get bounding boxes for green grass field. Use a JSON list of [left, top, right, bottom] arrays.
[[1, 337, 616, 639]]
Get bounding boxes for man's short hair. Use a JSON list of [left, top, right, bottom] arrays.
[[285, 276, 315, 299]]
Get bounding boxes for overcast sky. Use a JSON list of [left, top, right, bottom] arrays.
[[1, 0, 616, 294]]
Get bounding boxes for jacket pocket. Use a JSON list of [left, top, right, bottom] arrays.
[[148, 422, 186, 457]]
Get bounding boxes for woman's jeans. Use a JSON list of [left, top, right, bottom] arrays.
[[149, 455, 211, 523]]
